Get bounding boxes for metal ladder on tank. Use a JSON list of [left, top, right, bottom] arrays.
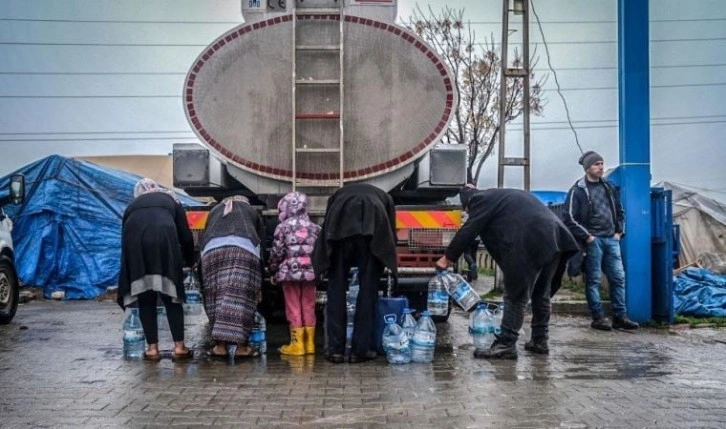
[[291, 2, 345, 191]]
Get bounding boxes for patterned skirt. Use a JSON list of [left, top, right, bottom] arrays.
[[201, 246, 261, 344]]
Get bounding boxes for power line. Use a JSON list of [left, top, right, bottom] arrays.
[[2, 119, 724, 141], [1, 81, 725, 98], [401, 18, 726, 25], [4, 17, 726, 25], [0, 71, 187, 76], [0, 42, 207, 47], [5, 114, 726, 136], [3, 63, 726, 75], [0, 18, 241, 25], [0, 137, 199, 142], [0, 95, 180, 98], [2, 37, 726, 48], [532, 0, 579, 153], [0, 131, 194, 135]]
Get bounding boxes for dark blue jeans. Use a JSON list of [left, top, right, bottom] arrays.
[[584, 236, 627, 319]]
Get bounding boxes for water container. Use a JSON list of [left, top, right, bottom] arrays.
[[411, 310, 436, 363], [427, 275, 449, 317], [441, 272, 480, 312], [183, 271, 203, 316], [345, 268, 359, 357], [492, 304, 503, 335], [401, 308, 417, 343], [382, 315, 412, 364], [249, 311, 267, 354], [123, 308, 145, 359], [469, 303, 493, 351]]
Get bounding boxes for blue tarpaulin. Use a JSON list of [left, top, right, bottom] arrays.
[[674, 267, 726, 317], [0, 155, 202, 300]]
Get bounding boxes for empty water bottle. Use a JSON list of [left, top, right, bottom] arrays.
[[441, 272, 480, 312], [470, 303, 493, 351], [183, 270, 202, 316], [249, 311, 267, 354], [123, 308, 145, 359], [492, 304, 504, 335], [382, 315, 411, 364], [427, 275, 449, 317], [411, 310, 436, 363], [401, 308, 417, 343]]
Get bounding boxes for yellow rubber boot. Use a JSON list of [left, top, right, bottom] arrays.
[[280, 327, 305, 356], [303, 326, 316, 355]]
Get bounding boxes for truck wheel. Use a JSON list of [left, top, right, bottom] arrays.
[[0, 258, 19, 324]]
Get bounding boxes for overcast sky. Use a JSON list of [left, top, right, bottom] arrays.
[[1, 0, 725, 198]]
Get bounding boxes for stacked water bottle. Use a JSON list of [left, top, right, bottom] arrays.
[[122, 308, 145, 360], [249, 311, 267, 354], [438, 270, 480, 312], [183, 269, 202, 316], [345, 268, 359, 357], [410, 311, 437, 363], [469, 302, 504, 352], [381, 307, 437, 364], [381, 314, 411, 364], [426, 275, 449, 317]]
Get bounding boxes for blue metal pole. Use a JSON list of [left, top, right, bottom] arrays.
[[618, 0, 652, 322]]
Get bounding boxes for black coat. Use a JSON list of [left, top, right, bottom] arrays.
[[117, 192, 195, 308], [562, 177, 625, 245], [445, 188, 579, 294], [312, 183, 397, 277]]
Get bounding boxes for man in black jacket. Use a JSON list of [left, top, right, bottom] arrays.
[[562, 151, 639, 331], [436, 186, 579, 359], [312, 183, 397, 364]]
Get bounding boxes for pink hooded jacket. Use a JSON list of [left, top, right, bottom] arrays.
[[269, 192, 321, 283]]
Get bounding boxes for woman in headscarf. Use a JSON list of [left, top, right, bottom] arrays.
[[200, 195, 265, 358], [118, 178, 195, 361]]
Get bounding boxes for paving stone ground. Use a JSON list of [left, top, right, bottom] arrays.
[[1, 297, 726, 428]]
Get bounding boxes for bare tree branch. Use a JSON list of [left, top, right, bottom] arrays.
[[408, 8, 547, 183]]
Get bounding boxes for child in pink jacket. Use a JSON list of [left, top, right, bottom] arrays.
[[269, 192, 321, 355]]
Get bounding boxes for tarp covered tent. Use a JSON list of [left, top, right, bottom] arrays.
[[656, 182, 726, 267], [0, 155, 202, 300]]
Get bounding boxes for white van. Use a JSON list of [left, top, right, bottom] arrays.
[[0, 174, 25, 324]]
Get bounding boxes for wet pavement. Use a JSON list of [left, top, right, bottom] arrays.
[[2, 300, 726, 428]]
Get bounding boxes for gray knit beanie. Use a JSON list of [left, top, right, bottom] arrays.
[[579, 151, 604, 171]]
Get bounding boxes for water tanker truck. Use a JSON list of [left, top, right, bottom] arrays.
[[173, 0, 467, 320]]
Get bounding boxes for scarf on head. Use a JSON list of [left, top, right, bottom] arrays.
[[222, 195, 249, 217]]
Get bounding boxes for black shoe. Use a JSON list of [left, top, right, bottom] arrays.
[[524, 339, 549, 355], [473, 340, 518, 360], [348, 351, 377, 364], [612, 316, 640, 330], [326, 353, 345, 364], [591, 317, 612, 331]]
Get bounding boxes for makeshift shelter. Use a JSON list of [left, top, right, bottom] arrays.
[[0, 155, 202, 299], [656, 182, 726, 268]]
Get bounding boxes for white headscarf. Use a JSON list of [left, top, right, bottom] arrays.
[[133, 178, 175, 199], [221, 195, 249, 216]]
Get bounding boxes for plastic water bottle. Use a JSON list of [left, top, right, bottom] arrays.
[[411, 310, 436, 363], [345, 268, 359, 356], [183, 271, 202, 316], [470, 303, 493, 351], [427, 275, 449, 317], [492, 304, 504, 335], [249, 311, 267, 354], [123, 308, 145, 359], [401, 308, 417, 343], [442, 272, 480, 312], [382, 315, 411, 364]]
